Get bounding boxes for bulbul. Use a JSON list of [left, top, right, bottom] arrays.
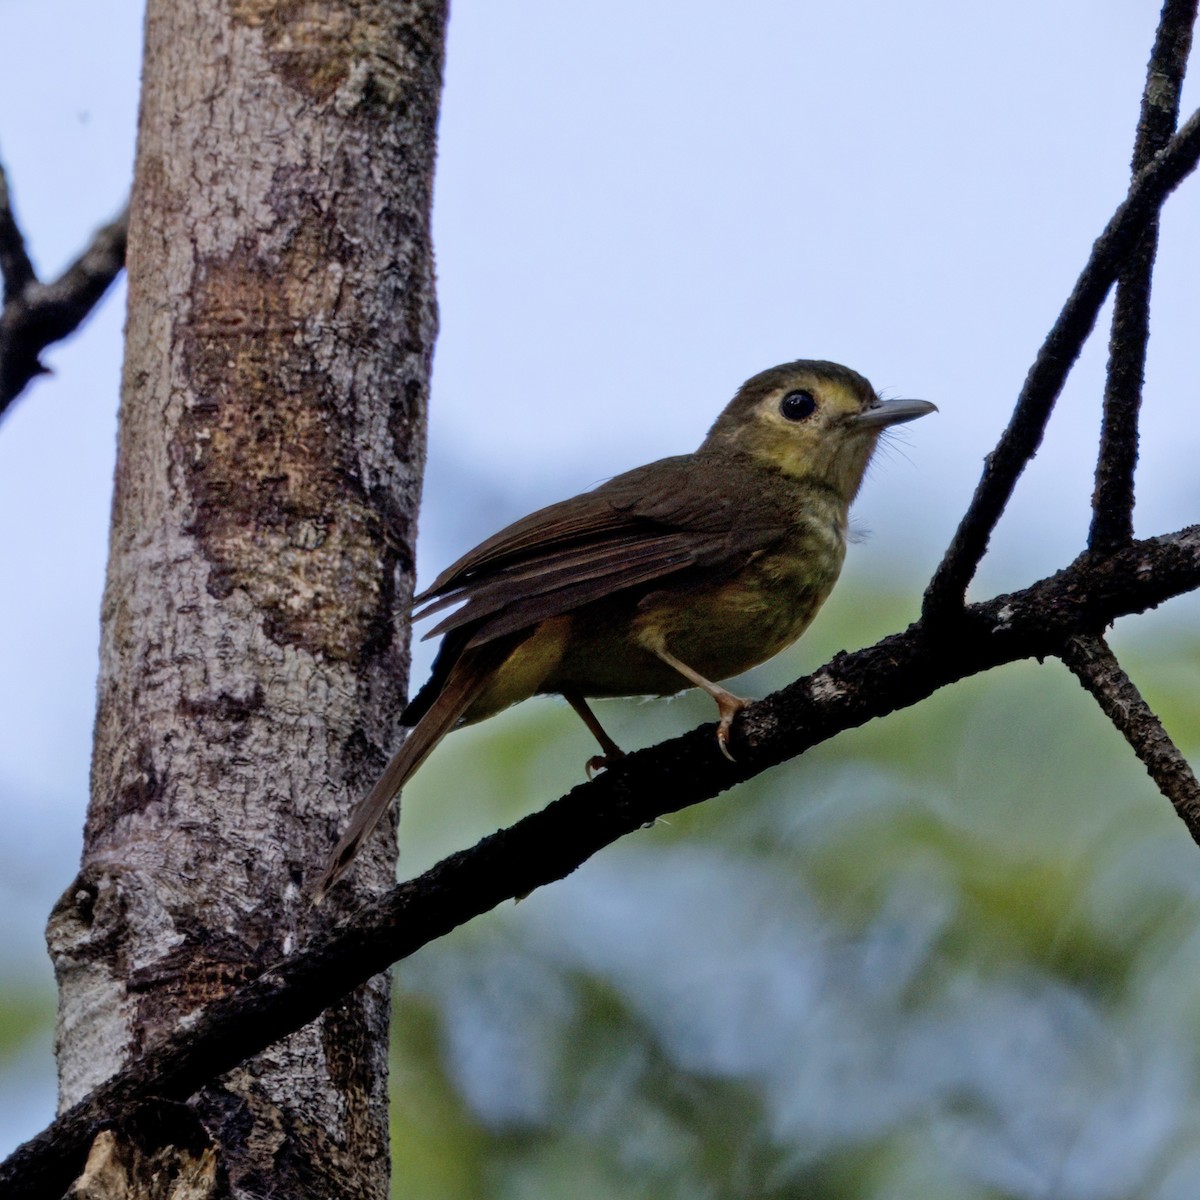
[[314, 360, 935, 900]]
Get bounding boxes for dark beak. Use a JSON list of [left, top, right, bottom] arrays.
[[851, 397, 938, 430]]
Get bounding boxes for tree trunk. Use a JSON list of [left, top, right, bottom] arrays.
[[45, 1, 448, 1195]]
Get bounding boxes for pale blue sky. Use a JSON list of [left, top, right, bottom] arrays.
[[0, 0, 1197, 1155]]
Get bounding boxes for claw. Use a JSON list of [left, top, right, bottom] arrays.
[[585, 749, 625, 779], [714, 693, 749, 762], [716, 722, 737, 762]]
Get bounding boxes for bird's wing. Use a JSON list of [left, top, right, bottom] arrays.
[[414, 453, 792, 649]]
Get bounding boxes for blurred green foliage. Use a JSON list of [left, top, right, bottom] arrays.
[[3, 582, 1199, 1198], [389, 581, 1200, 1200], [0, 989, 53, 1069]]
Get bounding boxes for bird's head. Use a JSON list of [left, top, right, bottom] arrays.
[[700, 360, 936, 502]]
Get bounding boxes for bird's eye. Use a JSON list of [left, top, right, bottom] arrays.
[[779, 390, 817, 421]]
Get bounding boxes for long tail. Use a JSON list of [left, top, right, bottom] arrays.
[[312, 654, 494, 903]]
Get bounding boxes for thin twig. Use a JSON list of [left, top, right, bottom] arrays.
[[922, 105, 1200, 620], [3, 525, 1200, 1200], [0, 177, 128, 417], [1090, 0, 1197, 551], [1060, 634, 1200, 836]]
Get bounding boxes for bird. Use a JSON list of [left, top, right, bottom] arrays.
[[314, 359, 935, 900]]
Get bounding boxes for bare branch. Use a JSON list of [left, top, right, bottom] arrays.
[[923, 105, 1200, 620], [26, 208, 129, 344], [1060, 633, 1200, 835], [0, 179, 128, 418], [0, 160, 36, 299], [4, 525, 1200, 1200], [1090, 0, 1197, 551]]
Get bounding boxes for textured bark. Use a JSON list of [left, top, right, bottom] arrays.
[[45, 2, 448, 1196], [65, 1121, 218, 1200]]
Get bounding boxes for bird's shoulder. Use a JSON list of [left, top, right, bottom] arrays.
[[596, 450, 800, 531]]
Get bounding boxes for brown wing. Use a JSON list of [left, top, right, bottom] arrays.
[[415, 452, 792, 648], [400, 452, 794, 728]]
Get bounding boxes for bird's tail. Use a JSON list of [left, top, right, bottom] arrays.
[[312, 653, 494, 904]]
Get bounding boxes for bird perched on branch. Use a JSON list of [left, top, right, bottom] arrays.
[[314, 359, 935, 901]]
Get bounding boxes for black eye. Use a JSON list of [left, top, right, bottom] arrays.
[[780, 389, 817, 421]]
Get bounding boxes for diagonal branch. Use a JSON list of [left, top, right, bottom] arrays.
[[4, 525, 1200, 1200], [922, 105, 1200, 620], [0, 161, 36, 299], [1090, 0, 1197, 552], [0, 157, 128, 418], [1060, 633, 1200, 835]]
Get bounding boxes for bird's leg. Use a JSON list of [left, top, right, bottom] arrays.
[[562, 687, 626, 778], [649, 645, 748, 762]]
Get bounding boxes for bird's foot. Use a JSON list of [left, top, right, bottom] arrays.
[[585, 748, 626, 779], [643, 642, 750, 763], [714, 691, 750, 761]]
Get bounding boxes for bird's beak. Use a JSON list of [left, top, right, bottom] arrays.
[[851, 397, 938, 429]]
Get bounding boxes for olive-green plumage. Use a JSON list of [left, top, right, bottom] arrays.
[[315, 360, 935, 900]]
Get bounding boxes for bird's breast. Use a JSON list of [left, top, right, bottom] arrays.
[[545, 518, 846, 699], [643, 535, 845, 682]]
